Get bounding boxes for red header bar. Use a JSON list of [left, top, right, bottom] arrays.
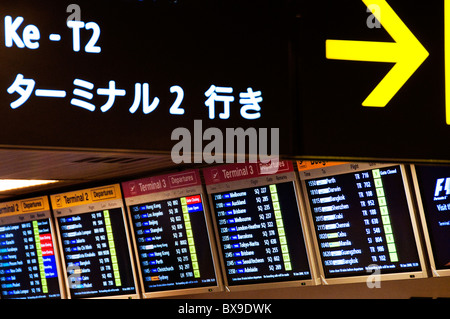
[[202, 160, 294, 185], [122, 169, 201, 198]]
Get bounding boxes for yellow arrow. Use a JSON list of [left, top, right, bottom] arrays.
[[326, 0, 429, 107]]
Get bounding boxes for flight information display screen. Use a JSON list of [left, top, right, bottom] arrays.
[[211, 182, 312, 286], [0, 217, 61, 299], [129, 195, 217, 292], [57, 208, 137, 298], [52, 185, 138, 298], [122, 169, 220, 297], [203, 161, 313, 288], [301, 163, 423, 279], [413, 165, 450, 270]]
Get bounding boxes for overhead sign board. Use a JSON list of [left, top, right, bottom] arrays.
[[0, 0, 295, 158], [2, 0, 450, 163]]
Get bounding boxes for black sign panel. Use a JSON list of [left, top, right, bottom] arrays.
[[0, 0, 295, 156], [296, 0, 448, 161], [3, 0, 449, 162]]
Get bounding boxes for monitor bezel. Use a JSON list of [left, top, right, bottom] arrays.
[[124, 184, 224, 299], [298, 162, 428, 285], [410, 164, 450, 278], [52, 195, 140, 299], [0, 207, 67, 299], [205, 170, 320, 292]]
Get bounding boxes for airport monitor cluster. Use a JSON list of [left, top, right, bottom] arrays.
[[0, 161, 447, 298]]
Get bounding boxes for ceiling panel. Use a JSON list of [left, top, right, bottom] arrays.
[[0, 149, 178, 199]]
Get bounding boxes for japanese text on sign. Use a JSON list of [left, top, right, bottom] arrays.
[[4, 15, 263, 120]]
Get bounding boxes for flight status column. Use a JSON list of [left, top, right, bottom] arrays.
[[181, 195, 201, 278], [302, 163, 422, 278], [204, 161, 313, 288]]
